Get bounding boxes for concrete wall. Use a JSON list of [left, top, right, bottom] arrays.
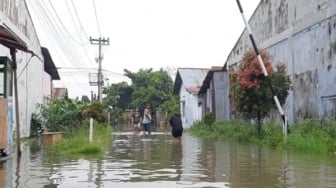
[[0, 0, 44, 137], [226, 0, 336, 124]]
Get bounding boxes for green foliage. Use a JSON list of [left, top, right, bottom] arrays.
[[49, 123, 111, 157], [33, 97, 87, 132], [188, 121, 213, 137], [229, 49, 291, 130], [203, 112, 215, 126], [260, 122, 283, 147], [286, 119, 334, 152], [271, 63, 292, 105], [102, 68, 178, 124], [103, 81, 133, 110], [82, 102, 108, 123], [189, 120, 256, 143], [322, 118, 336, 139], [124, 68, 174, 110], [230, 49, 291, 134], [30, 115, 41, 137], [189, 118, 336, 153], [158, 95, 180, 118]]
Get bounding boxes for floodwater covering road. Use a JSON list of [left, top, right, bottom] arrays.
[[1, 126, 336, 188]]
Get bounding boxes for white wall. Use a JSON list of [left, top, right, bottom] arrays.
[[179, 82, 202, 129], [0, 0, 44, 137]]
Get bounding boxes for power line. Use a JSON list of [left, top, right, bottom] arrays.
[[48, 0, 88, 46], [65, 0, 89, 45], [30, 0, 95, 75], [70, 0, 90, 40], [92, 0, 102, 36]]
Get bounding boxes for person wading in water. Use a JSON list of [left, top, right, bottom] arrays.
[[132, 107, 142, 132], [169, 113, 183, 144], [142, 103, 152, 135]]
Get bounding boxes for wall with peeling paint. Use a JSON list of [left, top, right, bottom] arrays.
[[226, 0, 336, 124], [0, 0, 44, 137]]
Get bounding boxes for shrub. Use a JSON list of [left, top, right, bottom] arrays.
[[82, 102, 108, 123], [260, 122, 283, 147], [33, 97, 86, 132], [286, 119, 333, 152], [203, 112, 215, 126]]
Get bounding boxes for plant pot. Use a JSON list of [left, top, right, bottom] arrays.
[[42, 132, 62, 144]]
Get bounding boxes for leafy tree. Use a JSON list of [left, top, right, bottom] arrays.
[[229, 49, 291, 133], [102, 68, 178, 124], [103, 81, 133, 110], [158, 95, 180, 119], [124, 68, 174, 111]]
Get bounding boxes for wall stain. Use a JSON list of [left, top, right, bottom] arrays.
[[275, 0, 289, 34], [294, 70, 319, 121]]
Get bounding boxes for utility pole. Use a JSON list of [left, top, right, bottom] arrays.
[[90, 37, 109, 103]]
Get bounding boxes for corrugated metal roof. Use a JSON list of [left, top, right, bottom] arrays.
[[199, 66, 225, 94], [173, 68, 209, 94]]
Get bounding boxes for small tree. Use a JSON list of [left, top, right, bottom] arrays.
[[229, 49, 291, 134]]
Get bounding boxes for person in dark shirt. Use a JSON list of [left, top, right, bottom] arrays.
[[169, 113, 183, 144]]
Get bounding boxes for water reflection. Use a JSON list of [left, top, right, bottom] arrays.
[[1, 128, 336, 187]]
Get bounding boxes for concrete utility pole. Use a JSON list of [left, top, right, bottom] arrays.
[[90, 37, 109, 103]]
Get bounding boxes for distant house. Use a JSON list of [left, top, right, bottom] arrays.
[[173, 68, 209, 129], [199, 66, 230, 121]]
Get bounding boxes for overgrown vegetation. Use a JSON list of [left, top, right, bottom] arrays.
[[189, 118, 336, 153], [203, 112, 215, 127], [32, 96, 112, 158], [47, 122, 112, 157], [32, 97, 107, 134]]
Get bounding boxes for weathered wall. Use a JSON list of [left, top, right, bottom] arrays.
[[226, 0, 336, 124], [0, 0, 44, 137], [213, 71, 230, 120]]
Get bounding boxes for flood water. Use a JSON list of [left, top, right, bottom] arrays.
[[1, 126, 336, 188]]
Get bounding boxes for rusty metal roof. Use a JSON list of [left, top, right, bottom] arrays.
[[0, 24, 34, 55], [173, 68, 209, 95]]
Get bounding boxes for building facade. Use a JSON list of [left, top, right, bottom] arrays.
[[0, 0, 50, 139], [225, 0, 336, 124]]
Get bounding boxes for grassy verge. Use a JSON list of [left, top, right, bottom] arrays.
[[45, 123, 112, 158], [189, 118, 336, 153]]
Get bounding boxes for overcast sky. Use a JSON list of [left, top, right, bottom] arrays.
[[26, 0, 260, 99]]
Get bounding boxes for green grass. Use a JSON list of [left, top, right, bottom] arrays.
[[189, 118, 336, 153], [47, 124, 112, 157]]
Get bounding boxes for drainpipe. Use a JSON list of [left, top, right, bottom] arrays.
[[10, 48, 21, 157]]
